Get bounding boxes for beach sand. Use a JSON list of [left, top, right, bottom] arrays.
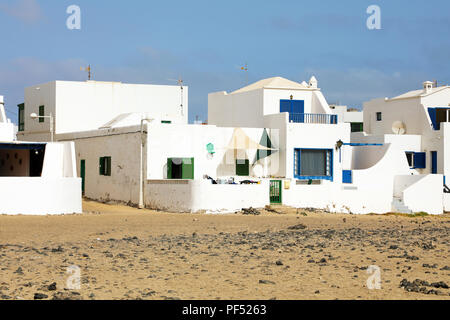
[[0, 199, 449, 300]]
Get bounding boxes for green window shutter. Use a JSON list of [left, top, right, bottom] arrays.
[[39, 105, 45, 123], [167, 158, 173, 179], [106, 157, 111, 176], [99, 157, 104, 175], [182, 158, 194, 179], [18, 103, 24, 131], [236, 159, 249, 176]]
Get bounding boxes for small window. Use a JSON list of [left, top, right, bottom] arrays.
[[167, 158, 194, 179], [376, 112, 382, 121], [99, 157, 111, 176], [39, 105, 45, 123], [351, 122, 364, 132], [18, 103, 24, 131], [161, 120, 172, 124], [236, 159, 249, 176]]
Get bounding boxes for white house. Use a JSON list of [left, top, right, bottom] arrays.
[[329, 105, 364, 133], [17, 80, 188, 142], [350, 80, 450, 212], [0, 95, 82, 215]]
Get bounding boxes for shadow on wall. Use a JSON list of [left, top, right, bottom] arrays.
[[351, 145, 389, 170]]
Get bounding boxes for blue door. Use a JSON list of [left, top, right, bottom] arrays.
[[280, 100, 305, 122], [431, 151, 437, 174]]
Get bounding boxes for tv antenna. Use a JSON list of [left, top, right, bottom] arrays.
[[80, 65, 92, 80], [241, 63, 248, 85], [168, 76, 184, 116]]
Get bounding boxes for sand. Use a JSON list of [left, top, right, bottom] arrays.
[[0, 199, 449, 300]]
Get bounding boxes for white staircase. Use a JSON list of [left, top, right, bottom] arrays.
[[392, 197, 413, 214]]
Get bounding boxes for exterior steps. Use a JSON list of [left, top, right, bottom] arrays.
[[392, 197, 413, 214]]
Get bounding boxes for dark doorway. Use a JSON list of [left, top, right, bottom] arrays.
[[171, 159, 183, 179], [80, 160, 86, 194], [29, 148, 45, 177]]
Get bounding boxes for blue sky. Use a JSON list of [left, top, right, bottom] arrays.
[[1, 0, 449, 123]]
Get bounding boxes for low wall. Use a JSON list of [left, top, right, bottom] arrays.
[[0, 177, 82, 215], [283, 181, 393, 214], [145, 179, 270, 213], [396, 175, 443, 215], [444, 194, 450, 212]]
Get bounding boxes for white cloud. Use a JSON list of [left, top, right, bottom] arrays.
[[0, 0, 43, 24]]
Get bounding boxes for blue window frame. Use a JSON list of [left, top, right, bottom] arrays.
[[294, 148, 333, 181], [431, 151, 437, 174]]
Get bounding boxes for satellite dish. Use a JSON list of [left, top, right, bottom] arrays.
[[392, 121, 406, 134]]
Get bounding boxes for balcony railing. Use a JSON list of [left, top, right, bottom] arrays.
[[289, 113, 338, 124]]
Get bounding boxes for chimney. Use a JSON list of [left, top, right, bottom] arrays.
[[309, 76, 318, 89], [423, 81, 433, 94]]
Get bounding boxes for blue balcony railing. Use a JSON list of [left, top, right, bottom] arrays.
[[289, 113, 338, 124]]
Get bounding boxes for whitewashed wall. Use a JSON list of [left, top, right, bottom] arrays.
[[285, 122, 350, 180], [19, 81, 188, 142], [0, 177, 81, 215], [64, 128, 142, 204], [0, 141, 82, 215], [146, 124, 268, 180], [145, 179, 270, 213], [208, 87, 331, 128]]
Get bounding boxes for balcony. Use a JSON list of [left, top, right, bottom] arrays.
[[289, 113, 338, 124]]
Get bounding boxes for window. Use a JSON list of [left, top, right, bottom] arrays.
[[167, 158, 194, 179], [376, 112, 382, 121], [99, 157, 111, 176], [428, 107, 450, 130], [342, 170, 353, 184], [39, 105, 45, 123], [236, 159, 249, 176], [294, 148, 333, 180], [405, 152, 426, 169], [405, 152, 414, 168], [351, 122, 364, 132], [18, 103, 24, 131]]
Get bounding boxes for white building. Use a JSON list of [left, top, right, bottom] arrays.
[[329, 105, 364, 133], [0, 95, 81, 215], [17, 80, 188, 142], [15, 77, 444, 215], [351, 80, 450, 212]]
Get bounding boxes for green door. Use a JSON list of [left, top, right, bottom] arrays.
[[270, 180, 282, 204], [80, 160, 85, 195]]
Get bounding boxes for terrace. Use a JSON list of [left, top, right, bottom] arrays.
[[289, 113, 338, 124]]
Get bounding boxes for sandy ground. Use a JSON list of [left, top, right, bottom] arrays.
[[0, 199, 449, 300]]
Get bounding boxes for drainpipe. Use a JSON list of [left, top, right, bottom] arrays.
[[138, 117, 153, 209]]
